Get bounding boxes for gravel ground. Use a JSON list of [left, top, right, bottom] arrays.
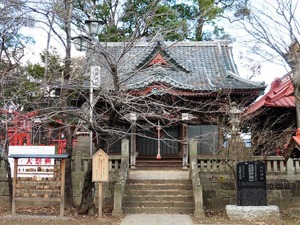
[[0, 207, 299, 225], [0, 206, 122, 225]]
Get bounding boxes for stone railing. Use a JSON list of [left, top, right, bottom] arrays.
[[112, 138, 130, 216], [71, 138, 128, 207], [190, 160, 205, 218], [112, 159, 129, 216], [195, 156, 300, 175], [71, 151, 122, 206], [189, 139, 205, 218], [72, 151, 122, 173]]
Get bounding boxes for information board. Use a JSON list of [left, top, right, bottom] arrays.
[[8, 146, 55, 178], [236, 161, 266, 206]]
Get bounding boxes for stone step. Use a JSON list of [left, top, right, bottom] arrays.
[[123, 207, 194, 214], [125, 185, 192, 191], [126, 180, 192, 191], [123, 201, 194, 208], [123, 178, 195, 214], [123, 195, 194, 202], [135, 165, 182, 170], [124, 189, 193, 196], [135, 158, 182, 169], [127, 179, 191, 184]]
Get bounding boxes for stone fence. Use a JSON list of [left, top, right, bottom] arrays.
[[72, 152, 300, 176], [71, 138, 128, 207], [1, 137, 300, 211], [72, 151, 122, 173], [195, 156, 300, 175]]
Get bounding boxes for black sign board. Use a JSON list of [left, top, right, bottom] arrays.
[[236, 161, 266, 206]]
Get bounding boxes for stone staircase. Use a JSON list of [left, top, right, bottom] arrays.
[[123, 179, 194, 214], [135, 157, 183, 170]]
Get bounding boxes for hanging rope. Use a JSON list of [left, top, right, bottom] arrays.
[[156, 121, 161, 160]]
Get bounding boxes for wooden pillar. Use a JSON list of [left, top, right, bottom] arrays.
[[98, 182, 103, 219], [11, 158, 18, 216], [130, 125, 137, 169], [60, 159, 66, 217], [182, 123, 188, 170]]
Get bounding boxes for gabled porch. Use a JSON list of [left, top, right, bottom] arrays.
[[110, 121, 219, 170]]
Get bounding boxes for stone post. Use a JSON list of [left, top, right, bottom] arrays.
[[112, 140, 129, 217], [189, 138, 197, 179], [112, 183, 123, 216], [121, 138, 129, 161], [189, 139, 205, 218], [72, 133, 89, 206], [194, 184, 205, 218], [190, 139, 198, 162], [74, 132, 90, 156], [74, 150, 82, 172], [121, 138, 129, 188], [286, 158, 294, 175]]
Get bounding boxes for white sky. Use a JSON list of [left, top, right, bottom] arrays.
[[21, 0, 295, 92], [231, 42, 289, 89], [22, 30, 287, 93]]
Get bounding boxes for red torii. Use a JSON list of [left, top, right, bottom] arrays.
[[1, 110, 37, 146]]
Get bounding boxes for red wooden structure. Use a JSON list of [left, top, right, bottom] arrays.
[[1, 110, 76, 154], [1, 110, 36, 146]]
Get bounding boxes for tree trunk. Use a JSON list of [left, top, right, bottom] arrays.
[[78, 161, 96, 215], [64, 127, 73, 209], [288, 41, 300, 128], [294, 85, 300, 128], [62, 0, 74, 209], [195, 17, 204, 41], [0, 157, 12, 210]]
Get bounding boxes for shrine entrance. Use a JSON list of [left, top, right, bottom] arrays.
[[136, 126, 180, 158], [129, 122, 189, 169]]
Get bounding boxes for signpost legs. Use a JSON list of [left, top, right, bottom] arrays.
[[98, 182, 103, 219], [12, 158, 18, 216], [60, 159, 66, 217]]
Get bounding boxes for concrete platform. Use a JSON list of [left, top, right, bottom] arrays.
[[225, 205, 280, 222], [120, 214, 194, 225]]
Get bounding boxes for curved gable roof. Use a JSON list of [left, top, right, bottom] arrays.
[[97, 40, 265, 95], [245, 73, 294, 115], [134, 41, 190, 73]]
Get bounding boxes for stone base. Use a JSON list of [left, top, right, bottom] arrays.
[[112, 209, 123, 217], [225, 205, 280, 222]]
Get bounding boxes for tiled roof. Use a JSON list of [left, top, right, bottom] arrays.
[[97, 40, 265, 94], [245, 73, 294, 115], [286, 128, 300, 158]]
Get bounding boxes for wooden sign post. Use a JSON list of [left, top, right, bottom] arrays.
[[92, 149, 109, 219]]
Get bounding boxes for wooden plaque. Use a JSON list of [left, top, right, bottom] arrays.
[[92, 149, 109, 182]]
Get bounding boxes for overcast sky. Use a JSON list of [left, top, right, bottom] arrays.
[[22, 32, 288, 94], [21, 0, 293, 92]]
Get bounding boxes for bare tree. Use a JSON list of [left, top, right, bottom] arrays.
[[2, 0, 269, 215], [236, 0, 300, 126], [217, 100, 295, 181], [0, 0, 35, 210]]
